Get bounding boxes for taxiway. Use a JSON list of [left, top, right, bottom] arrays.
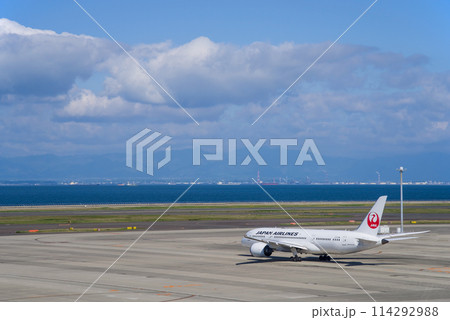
[[0, 225, 448, 301]]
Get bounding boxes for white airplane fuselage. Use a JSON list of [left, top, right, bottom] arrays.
[[242, 228, 384, 255]]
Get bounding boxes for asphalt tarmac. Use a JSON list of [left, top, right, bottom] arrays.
[[0, 224, 448, 301]]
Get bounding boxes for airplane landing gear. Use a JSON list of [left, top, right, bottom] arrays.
[[319, 254, 331, 261], [290, 248, 302, 262], [290, 256, 302, 262]]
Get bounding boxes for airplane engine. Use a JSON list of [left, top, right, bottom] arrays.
[[250, 242, 273, 257]]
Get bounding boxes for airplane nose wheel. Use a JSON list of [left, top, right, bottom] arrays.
[[319, 255, 331, 261]]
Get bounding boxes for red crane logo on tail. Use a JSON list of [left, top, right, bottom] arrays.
[[367, 212, 380, 229]]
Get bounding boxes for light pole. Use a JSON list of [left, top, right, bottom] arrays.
[[397, 166, 405, 233]]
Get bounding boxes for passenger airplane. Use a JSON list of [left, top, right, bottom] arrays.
[[241, 196, 429, 261]]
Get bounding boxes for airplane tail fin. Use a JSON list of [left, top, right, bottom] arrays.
[[354, 196, 387, 236]]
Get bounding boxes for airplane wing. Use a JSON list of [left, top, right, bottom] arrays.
[[381, 230, 430, 239], [385, 237, 419, 241], [379, 230, 429, 242], [244, 236, 310, 252]]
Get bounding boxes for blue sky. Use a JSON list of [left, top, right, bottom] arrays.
[[0, 0, 449, 180]]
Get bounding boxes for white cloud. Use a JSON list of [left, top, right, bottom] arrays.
[[1, 19, 449, 157], [99, 37, 432, 111], [0, 18, 113, 96], [0, 18, 57, 36], [58, 88, 136, 119], [432, 121, 448, 131]]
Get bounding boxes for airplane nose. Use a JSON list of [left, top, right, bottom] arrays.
[[245, 229, 255, 238]]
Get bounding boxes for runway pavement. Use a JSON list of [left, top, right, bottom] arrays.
[[0, 225, 449, 302]]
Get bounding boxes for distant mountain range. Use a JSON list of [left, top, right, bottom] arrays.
[[0, 150, 449, 183]]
